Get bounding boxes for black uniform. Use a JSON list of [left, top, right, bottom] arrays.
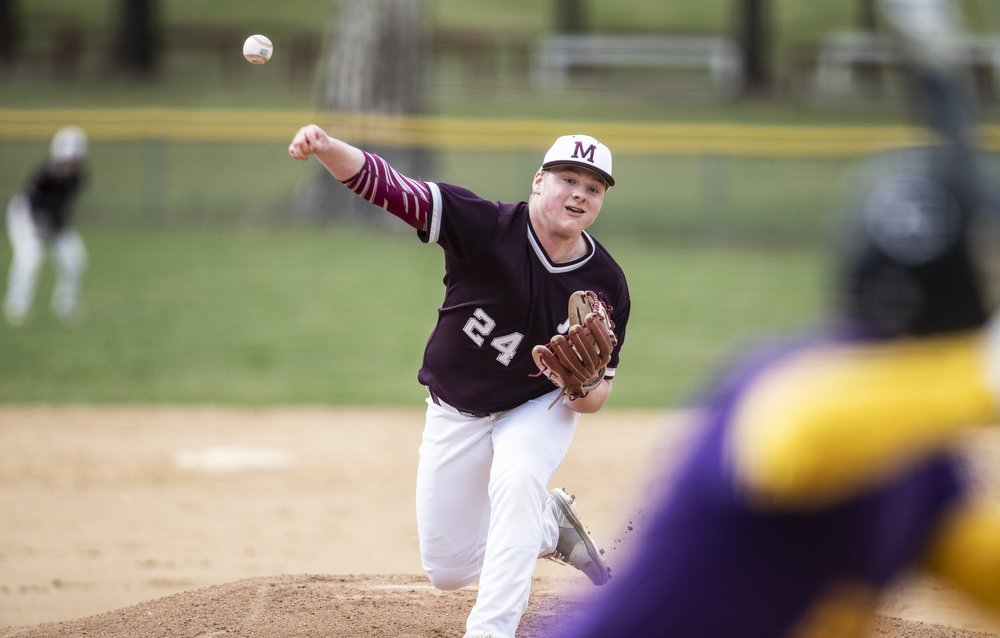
[[25, 164, 85, 236]]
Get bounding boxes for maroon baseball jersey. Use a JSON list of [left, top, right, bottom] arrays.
[[415, 182, 630, 414]]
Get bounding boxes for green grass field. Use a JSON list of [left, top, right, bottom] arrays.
[[0, 229, 827, 408]]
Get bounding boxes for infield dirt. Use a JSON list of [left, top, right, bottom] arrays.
[[2, 407, 1000, 637]]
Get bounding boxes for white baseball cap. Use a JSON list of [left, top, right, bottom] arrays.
[[541, 134, 614, 187], [51, 126, 88, 162]]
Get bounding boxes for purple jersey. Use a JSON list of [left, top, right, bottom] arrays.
[[415, 182, 630, 414], [556, 335, 963, 638]]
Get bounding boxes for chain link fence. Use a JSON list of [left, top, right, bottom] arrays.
[[2, 109, 992, 242]]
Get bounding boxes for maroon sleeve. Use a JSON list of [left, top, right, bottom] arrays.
[[340, 151, 431, 231]]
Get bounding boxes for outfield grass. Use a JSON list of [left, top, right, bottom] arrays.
[[0, 229, 827, 408]]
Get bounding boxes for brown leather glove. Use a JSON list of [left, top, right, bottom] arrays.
[[532, 290, 617, 408]]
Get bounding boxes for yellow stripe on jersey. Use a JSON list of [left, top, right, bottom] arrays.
[[730, 332, 997, 509], [927, 503, 1000, 615], [784, 580, 877, 638]]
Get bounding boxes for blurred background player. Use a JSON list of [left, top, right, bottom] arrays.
[[553, 0, 1000, 637], [4, 125, 89, 325], [288, 126, 630, 638]]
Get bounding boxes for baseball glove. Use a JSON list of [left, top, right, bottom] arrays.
[[532, 290, 617, 408]]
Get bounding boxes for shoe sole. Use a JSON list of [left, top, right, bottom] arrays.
[[549, 488, 610, 586]]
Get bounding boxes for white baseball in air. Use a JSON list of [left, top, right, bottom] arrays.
[[243, 34, 273, 65]]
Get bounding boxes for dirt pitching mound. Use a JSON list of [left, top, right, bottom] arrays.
[[0, 573, 993, 638], [0, 574, 564, 638]]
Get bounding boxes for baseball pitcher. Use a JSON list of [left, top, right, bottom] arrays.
[[289, 128, 631, 638]]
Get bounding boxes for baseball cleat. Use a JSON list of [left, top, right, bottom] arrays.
[[544, 487, 611, 586]]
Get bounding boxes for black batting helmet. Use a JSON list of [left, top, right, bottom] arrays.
[[836, 145, 1000, 336]]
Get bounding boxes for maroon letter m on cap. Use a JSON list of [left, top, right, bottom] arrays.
[[572, 142, 597, 163]]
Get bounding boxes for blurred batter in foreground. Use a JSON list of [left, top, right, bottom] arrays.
[[4, 126, 89, 325], [555, 1, 1000, 636]]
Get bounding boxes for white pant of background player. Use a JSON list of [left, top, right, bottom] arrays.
[[417, 388, 579, 638], [4, 194, 87, 324]]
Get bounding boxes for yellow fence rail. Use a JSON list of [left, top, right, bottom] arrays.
[[1, 108, 997, 158]]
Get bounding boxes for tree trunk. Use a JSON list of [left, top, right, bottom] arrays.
[[554, 0, 588, 34], [115, 0, 158, 75], [296, 0, 429, 225], [857, 0, 877, 31], [0, 0, 19, 67], [737, 0, 770, 94], [856, 0, 882, 98]]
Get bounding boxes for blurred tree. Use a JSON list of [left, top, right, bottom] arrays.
[[0, 0, 19, 67], [857, 0, 877, 31], [324, 0, 423, 115], [554, 0, 588, 33], [53, 24, 84, 77], [856, 0, 882, 97], [296, 0, 429, 224], [115, 0, 159, 74], [737, 0, 770, 93]]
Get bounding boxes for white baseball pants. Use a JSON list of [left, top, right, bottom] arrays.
[[4, 194, 87, 321], [416, 388, 579, 638]]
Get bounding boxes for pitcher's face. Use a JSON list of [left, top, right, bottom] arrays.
[[530, 166, 606, 241]]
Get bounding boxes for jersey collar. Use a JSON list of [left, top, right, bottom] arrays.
[[526, 220, 596, 273]]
